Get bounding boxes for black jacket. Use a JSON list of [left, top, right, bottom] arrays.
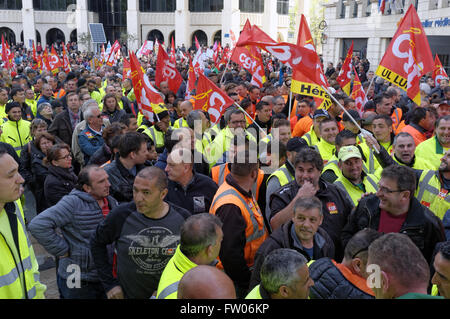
[[341, 194, 446, 264], [165, 172, 218, 214], [249, 221, 335, 290], [48, 109, 83, 146], [104, 154, 146, 203], [309, 258, 374, 299], [88, 144, 113, 166], [44, 165, 78, 207], [102, 108, 126, 124], [269, 178, 354, 261]]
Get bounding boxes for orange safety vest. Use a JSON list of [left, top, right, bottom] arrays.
[[210, 180, 268, 269], [54, 88, 66, 99], [391, 108, 403, 132], [211, 163, 265, 201]]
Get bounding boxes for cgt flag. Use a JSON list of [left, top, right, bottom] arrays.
[[231, 20, 266, 89], [433, 54, 448, 87], [155, 42, 183, 95], [129, 51, 165, 122], [337, 41, 353, 96], [49, 45, 63, 75], [123, 58, 131, 80], [193, 72, 234, 124], [351, 66, 367, 116], [62, 43, 71, 73], [291, 14, 332, 112], [375, 4, 434, 106], [105, 40, 120, 66]]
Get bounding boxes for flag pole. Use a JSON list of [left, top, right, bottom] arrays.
[[320, 85, 379, 154], [220, 58, 231, 84], [233, 102, 267, 138], [365, 75, 375, 96]]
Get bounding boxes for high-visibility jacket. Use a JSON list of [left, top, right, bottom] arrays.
[[415, 170, 450, 220], [334, 174, 379, 206], [203, 124, 221, 145], [267, 164, 295, 188], [0, 119, 31, 156], [54, 88, 66, 99], [245, 284, 263, 299], [323, 155, 370, 178], [210, 181, 268, 270], [156, 245, 197, 299], [415, 135, 447, 170], [90, 91, 102, 105], [0, 104, 6, 121], [391, 107, 403, 133], [26, 99, 37, 117], [358, 142, 380, 174], [400, 124, 427, 146], [293, 115, 313, 138], [373, 154, 433, 179], [313, 139, 335, 164], [0, 201, 46, 299], [172, 117, 188, 129], [211, 163, 265, 200], [301, 126, 319, 146], [139, 124, 165, 150]]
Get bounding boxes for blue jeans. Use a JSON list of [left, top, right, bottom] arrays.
[[57, 274, 106, 299]]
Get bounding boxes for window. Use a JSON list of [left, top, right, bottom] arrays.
[[239, 0, 264, 13], [33, 0, 76, 11], [277, 0, 289, 15], [140, 0, 175, 12], [0, 0, 22, 9], [189, 0, 223, 12], [336, 0, 346, 19], [363, 0, 372, 17], [352, 1, 358, 17]]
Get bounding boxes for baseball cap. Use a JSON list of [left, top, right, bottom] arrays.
[[343, 109, 362, 122], [313, 109, 330, 119], [338, 145, 362, 162], [286, 137, 308, 152]]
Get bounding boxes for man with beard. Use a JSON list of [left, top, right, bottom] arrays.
[[269, 148, 353, 261]]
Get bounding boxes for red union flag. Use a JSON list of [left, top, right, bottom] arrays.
[[62, 43, 71, 73], [193, 73, 234, 124], [237, 24, 327, 89], [129, 51, 165, 121], [337, 41, 353, 96], [155, 43, 183, 95], [231, 20, 266, 88], [41, 48, 51, 72], [1, 35, 13, 69], [433, 54, 448, 87], [291, 14, 331, 111], [375, 4, 434, 106], [49, 46, 63, 74], [351, 66, 367, 116], [123, 58, 131, 80], [186, 56, 196, 98], [169, 37, 176, 64], [106, 40, 120, 66]]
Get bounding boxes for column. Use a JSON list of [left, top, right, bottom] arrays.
[[263, 0, 278, 40], [127, 0, 140, 51], [76, 0, 89, 52], [221, 0, 240, 47], [21, 0, 35, 49], [175, 0, 190, 48]]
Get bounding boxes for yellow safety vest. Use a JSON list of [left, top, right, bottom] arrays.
[[139, 124, 165, 149], [334, 174, 379, 206], [313, 139, 335, 164], [415, 136, 446, 171], [267, 164, 294, 187], [0, 119, 32, 156], [245, 285, 263, 299], [415, 170, 450, 220], [0, 201, 46, 299], [172, 117, 188, 129], [301, 127, 319, 146], [156, 245, 197, 299], [26, 99, 37, 117]]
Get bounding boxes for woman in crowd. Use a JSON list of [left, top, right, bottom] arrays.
[[101, 93, 125, 123], [43, 143, 78, 207], [36, 102, 54, 127]]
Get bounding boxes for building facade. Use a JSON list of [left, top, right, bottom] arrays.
[[321, 0, 450, 73], [0, 0, 306, 52]]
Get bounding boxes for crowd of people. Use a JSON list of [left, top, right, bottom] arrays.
[[0, 37, 449, 301]]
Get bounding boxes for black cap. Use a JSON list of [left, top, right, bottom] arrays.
[[287, 137, 308, 152], [343, 109, 362, 122], [313, 109, 330, 119]]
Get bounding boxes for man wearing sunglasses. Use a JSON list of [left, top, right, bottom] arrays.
[[341, 165, 445, 264], [78, 105, 105, 165]]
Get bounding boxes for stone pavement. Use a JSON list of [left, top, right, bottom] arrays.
[[30, 232, 60, 299]]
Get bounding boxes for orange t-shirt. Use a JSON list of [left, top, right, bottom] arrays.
[[292, 115, 313, 137]]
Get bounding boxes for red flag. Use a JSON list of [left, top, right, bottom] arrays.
[[48, 45, 63, 74], [351, 66, 367, 116], [106, 40, 120, 66], [129, 51, 165, 121], [375, 4, 434, 106], [433, 54, 448, 87], [123, 58, 131, 80], [230, 29, 237, 48], [237, 24, 326, 87], [195, 36, 201, 51], [155, 43, 183, 95], [231, 20, 266, 88], [186, 56, 196, 98], [62, 43, 71, 73], [1, 35, 12, 69], [193, 72, 234, 124], [336, 41, 354, 95], [169, 37, 176, 64], [291, 14, 331, 111], [41, 48, 51, 72]]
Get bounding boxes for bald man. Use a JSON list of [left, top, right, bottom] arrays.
[[177, 265, 236, 299], [173, 101, 193, 129]]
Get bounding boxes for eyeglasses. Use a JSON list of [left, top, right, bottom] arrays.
[[58, 154, 72, 160], [377, 186, 404, 194]]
